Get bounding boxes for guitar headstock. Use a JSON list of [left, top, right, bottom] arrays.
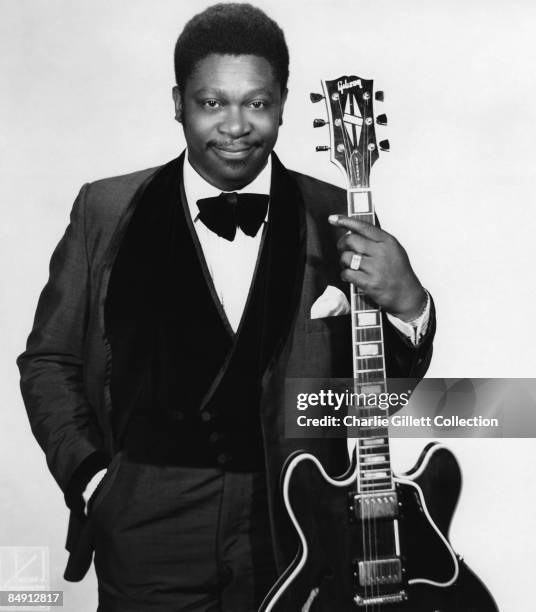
[[312, 75, 388, 189]]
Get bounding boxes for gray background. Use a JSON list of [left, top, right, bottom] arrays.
[[2, 1, 534, 610]]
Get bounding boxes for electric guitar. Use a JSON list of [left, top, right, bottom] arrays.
[[259, 76, 498, 611]]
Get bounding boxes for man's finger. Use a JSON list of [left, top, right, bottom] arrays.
[[340, 267, 371, 290], [328, 214, 386, 242], [337, 232, 377, 256]]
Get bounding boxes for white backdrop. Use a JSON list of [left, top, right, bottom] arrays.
[[2, 1, 535, 610]]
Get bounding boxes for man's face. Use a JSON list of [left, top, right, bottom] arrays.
[[173, 53, 287, 191]]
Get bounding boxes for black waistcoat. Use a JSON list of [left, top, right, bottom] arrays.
[[104, 155, 304, 471]]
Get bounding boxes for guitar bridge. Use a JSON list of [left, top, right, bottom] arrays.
[[353, 590, 408, 607]]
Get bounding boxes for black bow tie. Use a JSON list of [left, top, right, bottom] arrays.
[[196, 192, 269, 241]]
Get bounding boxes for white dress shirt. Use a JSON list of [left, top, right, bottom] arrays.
[[183, 154, 271, 333]]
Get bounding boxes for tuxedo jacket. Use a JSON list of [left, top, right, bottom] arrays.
[[17, 152, 435, 581]]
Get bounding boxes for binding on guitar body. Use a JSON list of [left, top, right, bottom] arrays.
[[259, 76, 498, 612]]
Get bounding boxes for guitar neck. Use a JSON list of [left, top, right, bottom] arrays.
[[348, 187, 394, 494]]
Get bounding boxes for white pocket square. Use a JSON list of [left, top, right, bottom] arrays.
[[310, 285, 351, 319]]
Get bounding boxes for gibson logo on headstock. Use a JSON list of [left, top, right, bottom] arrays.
[[337, 78, 363, 94]]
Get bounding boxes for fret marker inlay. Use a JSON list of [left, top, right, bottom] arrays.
[[358, 343, 379, 356], [352, 191, 371, 214], [357, 312, 378, 327]]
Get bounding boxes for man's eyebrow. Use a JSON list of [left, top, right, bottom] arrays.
[[192, 87, 275, 98]]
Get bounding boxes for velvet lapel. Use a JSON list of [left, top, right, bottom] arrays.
[[104, 154, 233, 437], [258, 153, 307, 382]]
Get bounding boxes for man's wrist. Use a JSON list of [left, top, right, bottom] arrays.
[[389, 286, 428, 322], [386, 290, 431, 345]]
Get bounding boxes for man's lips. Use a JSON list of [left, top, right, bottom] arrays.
[[210, 143, 258, 159]]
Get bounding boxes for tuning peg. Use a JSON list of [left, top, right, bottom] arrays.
[[310, 93, 325, 103], [313, 119, 327, 128], [379, 139, 390, 151], [315, 145, 330, 152], [375, 91, 384, 102], [376, 114, 388, 126]]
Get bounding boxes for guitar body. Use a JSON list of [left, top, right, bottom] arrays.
[[260, 443, 498, 611]]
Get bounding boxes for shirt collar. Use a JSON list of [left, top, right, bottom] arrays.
[[183, 150, 271, 222]]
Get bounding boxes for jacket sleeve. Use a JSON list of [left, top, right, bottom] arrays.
[[16, 184, 108, 508], [383, 294, 437, 380]]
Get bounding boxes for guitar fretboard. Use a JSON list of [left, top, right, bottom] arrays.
[[348, 188, 393, 493]]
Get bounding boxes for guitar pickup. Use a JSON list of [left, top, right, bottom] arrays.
[[353, 558, 402, 587], [348, 492, 398, 521]]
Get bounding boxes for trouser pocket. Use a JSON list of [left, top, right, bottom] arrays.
[[87, 451, 123, 518]]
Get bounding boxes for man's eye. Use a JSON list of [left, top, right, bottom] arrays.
[[203, 99, 221, 109], [249, 100, 267, 109]]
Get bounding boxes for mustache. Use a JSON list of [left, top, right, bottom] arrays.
[[207, 140, 261, 149]]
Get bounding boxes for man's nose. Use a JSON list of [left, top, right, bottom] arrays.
[[218, 106, 251, 138]]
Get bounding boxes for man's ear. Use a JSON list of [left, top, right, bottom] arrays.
[[172, 86, 183, 123], [279, 88, 288, 126]]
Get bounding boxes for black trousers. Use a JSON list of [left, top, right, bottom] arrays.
[[90, 453, 277, 611]]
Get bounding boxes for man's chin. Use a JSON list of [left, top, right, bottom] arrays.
[[188, 146, 270, 190], [209, 154, 268, 189]]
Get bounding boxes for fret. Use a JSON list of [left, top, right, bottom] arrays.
[[352, 357, 384, 371], [354, 356, 385, 366], [359, 442, 389, 450], [359, 479, 394, 493], [359, 470, 391, 485], [359, 478, 393, 486], [355, 328, 382, 342], [355, 324, 381, 332], [354, 372, 386, 384], [360, 462, 391, 470]]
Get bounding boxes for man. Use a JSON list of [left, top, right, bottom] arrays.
[[17, 3, 434, 611]]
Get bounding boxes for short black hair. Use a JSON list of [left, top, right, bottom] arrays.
[[174, 3, 289, 94]]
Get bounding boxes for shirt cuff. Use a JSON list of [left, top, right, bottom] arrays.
[[82, 469, 108, 505], [386, 290, 431, 346]]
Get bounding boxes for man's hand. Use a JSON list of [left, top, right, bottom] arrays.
[[82, 468, 107, 508], [328, 215, 427, 321]]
